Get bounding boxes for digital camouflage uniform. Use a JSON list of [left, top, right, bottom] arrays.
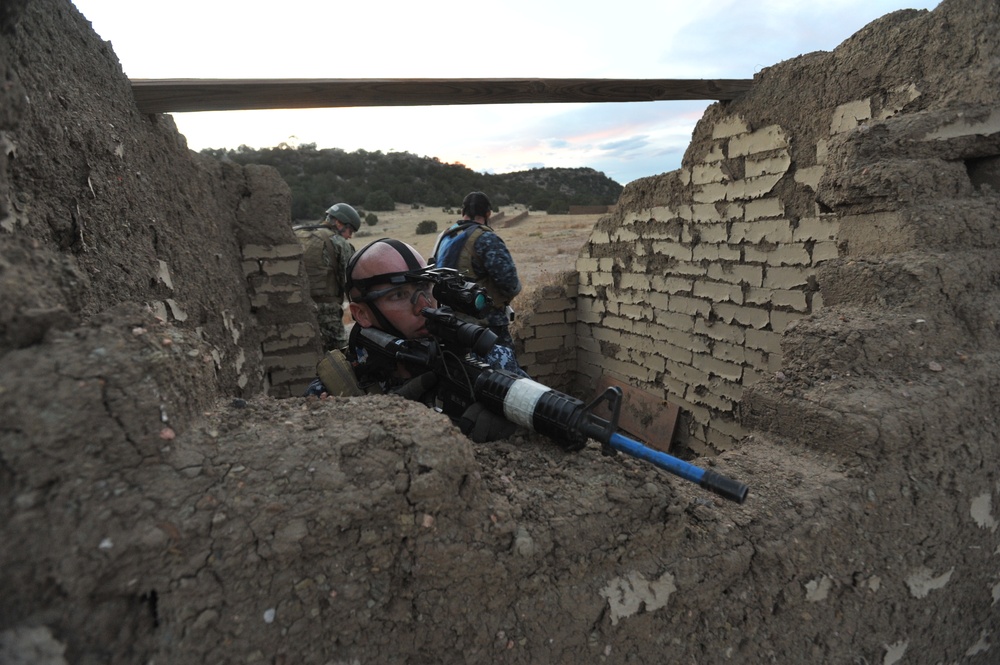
[[433, 221, 525, 375], [295, 225, 355, 351]]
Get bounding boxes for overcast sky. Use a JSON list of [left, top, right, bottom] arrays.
[[71, 0, 940, 185]]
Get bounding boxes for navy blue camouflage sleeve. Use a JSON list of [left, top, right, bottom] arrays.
[[474, 232, 521, 299]]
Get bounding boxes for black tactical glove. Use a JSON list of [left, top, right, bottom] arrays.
[[390, 371, 438, 402], [458, 402, 518, 443]]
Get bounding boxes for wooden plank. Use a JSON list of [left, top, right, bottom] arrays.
[[130, 77, 753, 114], [591, 376, 680, 453]]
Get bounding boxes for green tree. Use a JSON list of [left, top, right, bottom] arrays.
[[416, 220, 438, 235], [366, 212, 378, 227], [364, 190, 395, 211]]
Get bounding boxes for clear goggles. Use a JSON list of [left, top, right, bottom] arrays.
[[357, 280, 434, 308]]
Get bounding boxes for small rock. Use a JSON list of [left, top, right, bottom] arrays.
[[927, 361, 943, 372]]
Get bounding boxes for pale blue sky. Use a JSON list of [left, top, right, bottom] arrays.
[[72, 0, 940, 185]]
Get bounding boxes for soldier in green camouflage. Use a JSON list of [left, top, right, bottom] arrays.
[[294, 203, 361, 351]]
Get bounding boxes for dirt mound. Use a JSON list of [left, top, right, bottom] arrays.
[[1, 0, 998, 663]]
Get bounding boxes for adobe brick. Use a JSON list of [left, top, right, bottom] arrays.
[[593, 326, 625, 345], [693, 182, 730, 203], [524, 337, 565, 353], [794, 165, 825, 190], [242, 259, 262, 276], [654, 309, 695, 331], [665, 359, 711, 388], [745, 328, 782, 354], [711, 377, 745, 403], [651, 241, 693, 261], [744, 287, 771, 305], [728, 125, 788, 156], [702, 143, 726, 163], [660, 327, 711, 355], [692, 353, 743, 382], [707, 263, 763, 286], [263, 352, 318, 370], [735, 173, 784, 200], [605, 357, 656, 383], [812, 241, 839, 264], [671, 261, 711, 277], [705, 425, 738, 452], [693, 244, 741, 263], [712, 340, 746, 364], [262, 337, 313, 353], [686, 222, 729, 244], [242, 243, 303, 260], [772, 289, 808, 311], [651, 276, 694, 294], [671, 395, 711, 426], [742, 365, 764, 387], [592, 272, 614, 286], [535, 297, 575, 314], [693, 318, 746, 344], [280, 322, 317, 339], [619, 273, 651, 290], [530, 311, 567, 327], [254, 279, 301, 294], [770, 310, 803, 334], [813, 292, 824, 311], [744, 347, 767, 372], [620, 303, 651, 321], [262, 259, 301, 276], [763, 266, 810, 290], [535, 324, 571, 340], [792, 216, 839, 241], [692, 162, 726, 185], [729, 218, 791, 243], [669, 295, 712, 317], [688, 389, 733, 413], [713, 302, 770, 329], [744, 244, 810, 266], [712, 116, 749, 139], [693, 280, 743, 304], [613, 227, 641, 242], [691, 203, 724, 223], [830, 98, 872, 134], [744, 198, 786, 222], [746, 153, 792, 178], [653, 341, 694, 367]]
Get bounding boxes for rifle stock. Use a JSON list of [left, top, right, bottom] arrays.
[[353, 310, 749, 504]]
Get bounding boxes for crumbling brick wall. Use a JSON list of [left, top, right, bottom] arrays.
[[573, 75, 990, 454], [512, 272, 579, 394]]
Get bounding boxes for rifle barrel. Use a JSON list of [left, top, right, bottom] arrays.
[[608, 433, 749, 504]]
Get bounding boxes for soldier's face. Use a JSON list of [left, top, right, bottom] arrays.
[[354, 282, 437, 339]]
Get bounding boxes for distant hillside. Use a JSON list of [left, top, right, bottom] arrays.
[[200, 144, 623, 220]]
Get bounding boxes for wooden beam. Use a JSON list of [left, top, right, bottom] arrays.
[[130, 77, 753, 114]]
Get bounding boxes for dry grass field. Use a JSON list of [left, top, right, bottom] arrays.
[[350, 204, 603, 291]]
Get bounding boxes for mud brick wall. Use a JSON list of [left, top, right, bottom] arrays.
[[574, 98, 911, 454], [241, 241, 323, 397], [513, 272, 579, 394]]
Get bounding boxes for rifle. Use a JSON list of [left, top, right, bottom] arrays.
[[352, 305, 749, 504]]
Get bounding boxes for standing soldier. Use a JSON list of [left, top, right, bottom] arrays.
[[431, 191, 526, 375], [294, 203, 361, 351]]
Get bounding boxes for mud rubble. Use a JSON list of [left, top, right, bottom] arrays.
[[1, 0, 998, 663]]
